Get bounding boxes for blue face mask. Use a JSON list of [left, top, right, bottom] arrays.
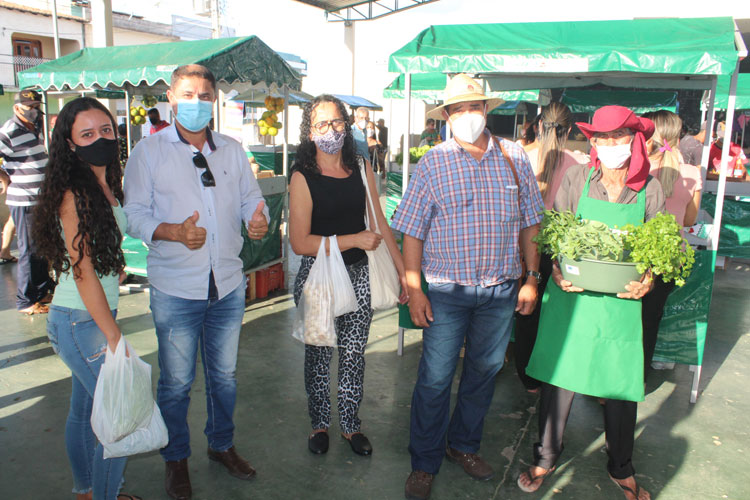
[[176, 99, 213, 132]]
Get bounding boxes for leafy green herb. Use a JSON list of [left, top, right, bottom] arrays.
[[394, 145, 433, 164], [621, 213, 695, 286], [534, 210, 695, 286]]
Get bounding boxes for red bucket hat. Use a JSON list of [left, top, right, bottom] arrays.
[[576, 105, 655, 192]]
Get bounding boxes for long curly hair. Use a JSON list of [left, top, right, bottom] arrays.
[[291, 94, 359, 175], [32, 97, 125, 280]]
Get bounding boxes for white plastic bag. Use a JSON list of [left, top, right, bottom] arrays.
[[359, 162, 400, 310], [102, 402, 168, 459], [329, 235, 358, 317], [91, 337, 154, 444], [292, 236, 357, 347]]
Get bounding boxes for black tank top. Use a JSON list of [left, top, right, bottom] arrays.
[[302, 166, 367, 265]]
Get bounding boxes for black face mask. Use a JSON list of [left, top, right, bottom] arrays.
[[18, 106, 40, 123], [149, 117, 159, 125], [74, 137, 118, 167]]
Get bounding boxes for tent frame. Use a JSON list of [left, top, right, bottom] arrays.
[[391, 19, 747, 403]]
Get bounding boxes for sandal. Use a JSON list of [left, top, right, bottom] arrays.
[[117, 495, 143, 500], [517, 466, 556, 493], [0, 256, 17, 264], [609, 474, 650, 500], [19, 302, 49, 315]]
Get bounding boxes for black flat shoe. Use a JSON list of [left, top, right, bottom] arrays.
[[344, 432, 372, 456], [308, 431, 329, 454]]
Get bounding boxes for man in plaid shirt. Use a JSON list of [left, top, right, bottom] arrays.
[[393, 74, 543, 500]]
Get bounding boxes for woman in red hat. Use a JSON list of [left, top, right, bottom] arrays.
[[640, 110, 702, 377], [518, 106, 666, 500]]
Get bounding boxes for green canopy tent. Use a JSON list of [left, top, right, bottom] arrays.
[[562, 89, 678, 114], [18, 36, 302, 283], [388, 17, 746, 401], [703, 74, 750, 110]]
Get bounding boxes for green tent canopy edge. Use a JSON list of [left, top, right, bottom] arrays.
[[18, 36, 302, 93]]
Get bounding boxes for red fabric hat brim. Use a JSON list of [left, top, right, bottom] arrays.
[[576, 105, 654, 140], [578, 106, 655, 193]]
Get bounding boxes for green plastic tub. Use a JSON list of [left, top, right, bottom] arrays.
[[559, 255, 643, 294]]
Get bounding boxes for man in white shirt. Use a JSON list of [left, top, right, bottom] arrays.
[[124, 64, 269, 500]]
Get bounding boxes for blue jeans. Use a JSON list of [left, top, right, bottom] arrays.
[[11, 205, 54, 309], [409, 281, 518, 474], [150, 281, 246, 461], [47, 305, 127, 499]]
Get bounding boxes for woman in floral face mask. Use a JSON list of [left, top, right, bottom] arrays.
[[288, 94, 406, 458]]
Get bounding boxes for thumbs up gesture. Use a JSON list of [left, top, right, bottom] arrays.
[[178, 210, 207, 249], [247, 201, 268, 240]]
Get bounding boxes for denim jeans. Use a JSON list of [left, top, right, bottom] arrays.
[[11, 205, 54, 309], [409, 280, 518, 474], [47, 305, 127, 499], [150, 281, 246, 461]]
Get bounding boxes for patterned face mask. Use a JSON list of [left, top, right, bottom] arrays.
[[313, 129, 346, 155]]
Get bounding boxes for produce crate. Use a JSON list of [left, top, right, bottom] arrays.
[[255, 263, 284, 299]]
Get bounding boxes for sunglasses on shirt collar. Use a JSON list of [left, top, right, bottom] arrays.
[[192, 150, 216, 187]]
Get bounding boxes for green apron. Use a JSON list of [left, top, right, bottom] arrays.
[[526, 168, 646, 402]]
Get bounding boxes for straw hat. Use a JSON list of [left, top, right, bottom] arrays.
[[426, 74, 504, 120]]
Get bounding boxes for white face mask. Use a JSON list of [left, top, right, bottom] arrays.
[[357, 119, 367, 130], [596, 143, 632, 169], [449, 111, 486, 144]]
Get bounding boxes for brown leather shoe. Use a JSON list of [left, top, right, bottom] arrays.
[[165, 458, 192, 500], [405, 470, 433, 500], [207, 446, 256, 480], [445, 446, 494, 480]]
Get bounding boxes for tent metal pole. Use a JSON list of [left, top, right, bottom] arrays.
[[402, 73, 411, 196], [388, 97, 393, 169], [282, 87, 289, 178], [42, 91, 50, 152], [124, 89, 132, 156], [282, 86, 290, 290], [710, 65, 741, 254], [700, 79, 717, 193]]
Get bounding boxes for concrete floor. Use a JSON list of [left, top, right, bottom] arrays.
[[1, 255, 749, 500]]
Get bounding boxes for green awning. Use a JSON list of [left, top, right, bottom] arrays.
[[389, 18, 739, 90], [706, 74, 750, 110], [383, 73, 540, 102], [562, 90, 678, 114], [18, 36, 302, 93], [489, 100, 529, 116]]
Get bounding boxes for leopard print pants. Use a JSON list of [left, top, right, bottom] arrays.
[[294, 255, 373, 434]]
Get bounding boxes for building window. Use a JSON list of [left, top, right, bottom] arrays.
[[13, 39, 43, 58]]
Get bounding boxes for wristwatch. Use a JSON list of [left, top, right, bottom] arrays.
[[525, 270, 542, 284]]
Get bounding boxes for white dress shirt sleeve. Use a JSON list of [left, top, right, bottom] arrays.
[[123, 140, 162, 245]]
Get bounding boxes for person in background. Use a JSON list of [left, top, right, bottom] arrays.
[[678, 121, 706, 167], [32, 96, 139, 500], [393, 74, 543, 500], [0, 159, 17, 264], [419, 118, 439, 146], [641, 110, 702, 377], [148, 108, 170, 135], [289, 94, 406, 457], [376, 118, 389, 174], [513, 102, 587, 393], [0, 215, 16, 264], [519, 115, 541, 152], [49, 114, 58, 141], [351, 107, 371, 159], [365, 120, 381, 172], [708, 121, 748, 180], [124, 64, 269, 500], [0, 89, 56, 314], [117, 123, 129, 170]]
